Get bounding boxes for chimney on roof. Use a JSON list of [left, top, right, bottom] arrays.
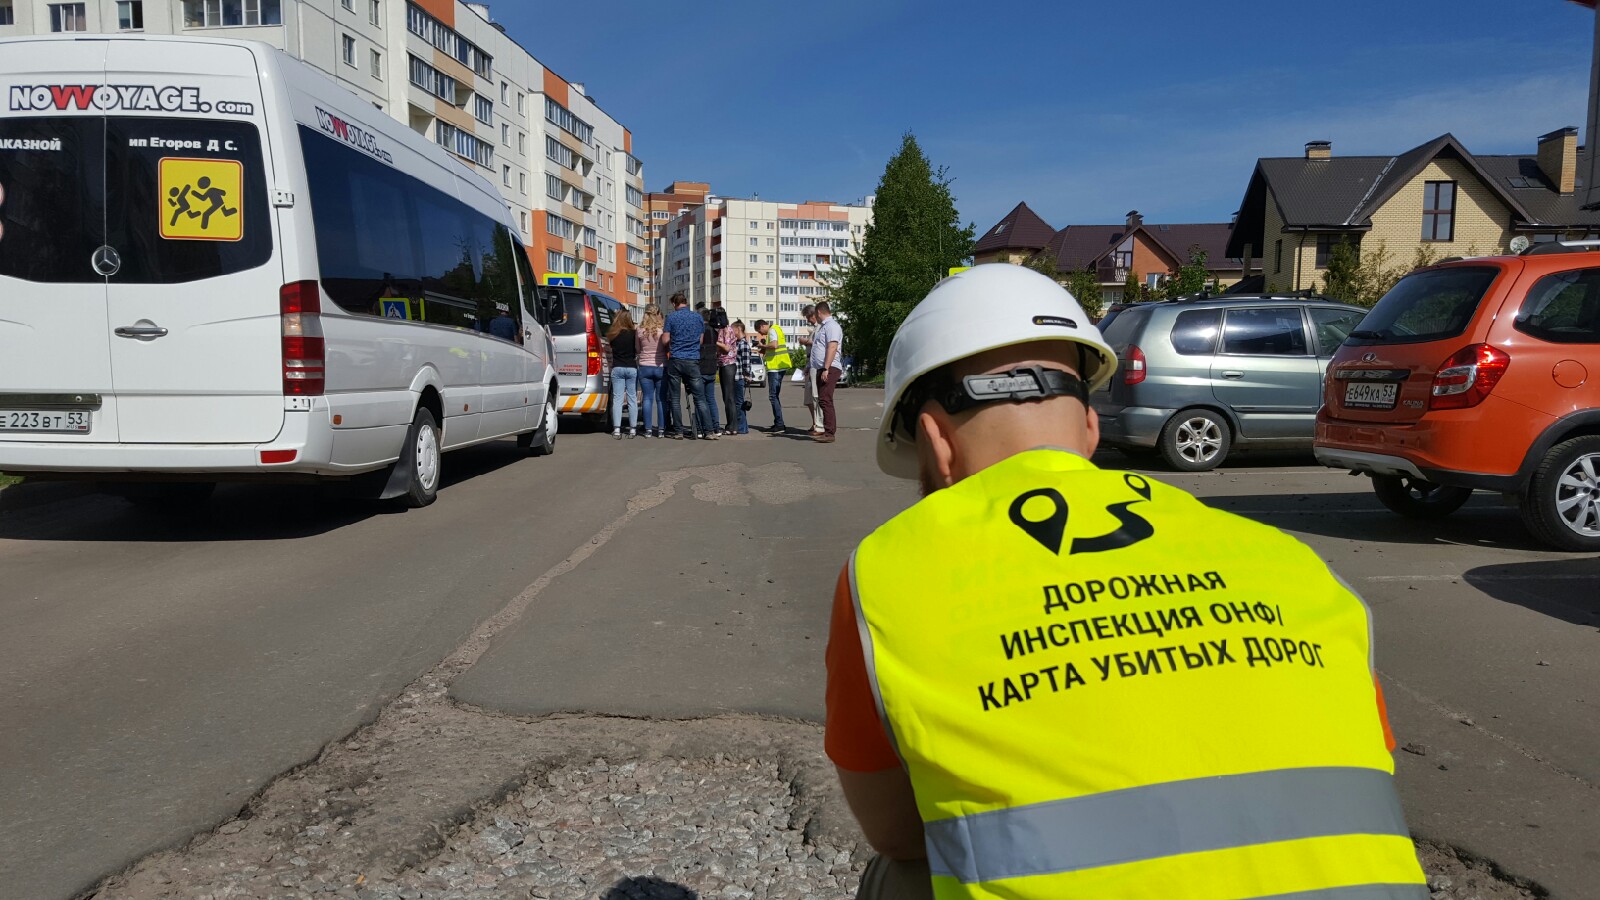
[[1305, 140, 1332, 159], [1125, 210, 1143, 229], [1538, 126, 1579, 194]]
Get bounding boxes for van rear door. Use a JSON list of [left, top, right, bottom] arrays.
[[0, 41, 118, 442], [100, 40, 282, 443]]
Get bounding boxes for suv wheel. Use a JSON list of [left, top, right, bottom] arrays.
[[1520, 435, 1600, 551], [1371, 474, 1471, 519], [1159, 409, 1231, 471]]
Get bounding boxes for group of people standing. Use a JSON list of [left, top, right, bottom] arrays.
[[602, 293, 844, 442]]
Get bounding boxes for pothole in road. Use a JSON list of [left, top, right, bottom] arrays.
[[374, 756, 859, 900]]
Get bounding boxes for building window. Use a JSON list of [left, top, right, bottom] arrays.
[[473, 94, 493, 125], [406, 2, 491, 77], [546, 174, 566, 203], [369, 0, 380, 25], [185, 0, 282, 26], [749, 286, 758, 296], [115, 0, 144, 28], [1422, 181, 1456, 242], [518, 132, 526, 156], [1315, 235, 1338, 268], [502, 164, 511, 187], [517, 92, 526, 115], [500, 81, 508, 104], [1274, 239, 1283, 274], [518, 172, 527, 194], [408, 55, 458, 103], [519, 211, 528, 234], [369, 49, 382, 79], [50, 2, 86, 30], [749, 237, 758, 247], [500, 123, 509, 145], [341, 35, 356, 67], [341, 0, 352, 9], [0, 1, 12, 25]]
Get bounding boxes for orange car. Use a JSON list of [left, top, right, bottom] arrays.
[[1315, 243, 1600, 551]]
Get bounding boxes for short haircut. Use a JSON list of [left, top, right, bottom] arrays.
[[815, 300, 831, 314], [754, 319, 769, 329], [801, 304, 816, 316], [669, 292, 688, 307]]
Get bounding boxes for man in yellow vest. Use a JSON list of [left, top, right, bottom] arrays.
[[756, 318, 793, 434], [825, 264, 1427, 899]]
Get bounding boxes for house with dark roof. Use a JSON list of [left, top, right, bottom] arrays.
[[973, 202, 1058, 264], [1226, 132, 1600, 293], [975, 205, 1262, 304]]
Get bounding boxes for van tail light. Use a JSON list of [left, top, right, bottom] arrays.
[[1429, 343, 1509, 410], [586, 321, 602, 377], [280, 280, 325, 397], [1123, 345, 1147, 385]]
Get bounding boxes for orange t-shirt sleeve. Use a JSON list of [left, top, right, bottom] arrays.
[[824, 564, 901, 773]]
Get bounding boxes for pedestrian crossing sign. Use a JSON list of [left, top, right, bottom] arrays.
[[380, 298, 412, 320], [159, 157, 244, 242], [544, 273, 579, 287]]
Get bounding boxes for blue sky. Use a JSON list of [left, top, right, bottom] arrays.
[[493, 0, 1597, 232]]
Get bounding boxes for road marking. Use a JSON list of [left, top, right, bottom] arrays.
[[425, 466, 702, 688], [1367, 574, 1598, 583]]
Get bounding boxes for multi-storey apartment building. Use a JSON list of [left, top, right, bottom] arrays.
[[655, 195, 873, 339], [0, 0, 648, 308], [645, 180, 709, 311]]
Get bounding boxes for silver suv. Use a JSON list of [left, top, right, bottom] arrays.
[[1093, 295, 1367, 471]]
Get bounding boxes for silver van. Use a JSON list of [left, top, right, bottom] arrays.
[[537, 287, 625, 423], [1093, 295, 1367, 470]]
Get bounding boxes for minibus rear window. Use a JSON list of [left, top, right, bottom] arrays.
[[0, 117, 105, 283], [0, 116, 271, 284], [550, 289, 590, 336]]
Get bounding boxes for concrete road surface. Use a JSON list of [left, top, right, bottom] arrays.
[[1, 388, 1594, 898]]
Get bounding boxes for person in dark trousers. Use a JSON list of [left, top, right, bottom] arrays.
[[716, 315, 741, 435], [698, 307, 724, 437], [811, 300, 844, 443], [662, 293, 712, 440], [756, 319, 792, 433]]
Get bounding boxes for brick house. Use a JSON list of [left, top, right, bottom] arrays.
[[1227, 132, 1600, 293], [975, 206, 1260, 305], [1036, 212, 1259, 305]]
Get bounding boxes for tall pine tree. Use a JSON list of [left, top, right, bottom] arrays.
[[824, 133, 974, 376]]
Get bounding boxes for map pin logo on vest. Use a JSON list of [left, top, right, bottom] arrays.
[[1010, 488, 1069, 555], [1125, 473, 1153, 501]]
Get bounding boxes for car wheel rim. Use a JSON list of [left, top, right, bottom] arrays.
[[1175, 418, 1222, 463], [1554, 452, 1600, 537], [416, 423, 440, 491], [547, 400, 559, 445]]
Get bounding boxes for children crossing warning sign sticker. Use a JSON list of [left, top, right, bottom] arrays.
[[159, 157, 243, 241]]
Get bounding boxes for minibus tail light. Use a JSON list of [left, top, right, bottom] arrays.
[[281, 281, 325, 397], [586, 316, 602, 377]]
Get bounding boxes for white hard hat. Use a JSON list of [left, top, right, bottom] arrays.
[[877, 263, 1116, 479]]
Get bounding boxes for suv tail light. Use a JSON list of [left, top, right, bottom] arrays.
[[280, 281, 325, 397], [1429, 343, 1508, 410], [1123, 345, 1147, 385], [586, 321, 602, 376]]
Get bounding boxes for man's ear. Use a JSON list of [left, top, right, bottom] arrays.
[[918, 407, 958, 491], [1084, 404, 1101, 457]]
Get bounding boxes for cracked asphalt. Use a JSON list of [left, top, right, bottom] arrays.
[[0, 389, 1589, 898]]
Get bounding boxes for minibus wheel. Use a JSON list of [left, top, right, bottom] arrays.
[[397, 407, 441, 507]]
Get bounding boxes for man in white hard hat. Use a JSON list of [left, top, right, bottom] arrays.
[[824, 264, 1425, 899]]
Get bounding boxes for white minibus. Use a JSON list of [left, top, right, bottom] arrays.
[[0, 36, 564, 507]]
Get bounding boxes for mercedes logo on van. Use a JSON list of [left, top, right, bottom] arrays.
[[91, 245, 121, 277], [1362, 352, 1378, 362]]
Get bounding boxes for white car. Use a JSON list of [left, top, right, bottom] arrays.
[[0, 35, 563, 507]]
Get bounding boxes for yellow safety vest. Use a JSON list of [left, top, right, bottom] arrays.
[[850, 448, 1426, 900], [765, 325, 793, 371]]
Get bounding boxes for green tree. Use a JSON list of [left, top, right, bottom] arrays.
[[1063, 269, 1106, 319], [1320, 238, 1362, 305], [1122, 269, 1144, 304], [1023, 249, 1062, 282], [823, 132, 975, 376], [1315, 240, 1442, 308], [1162, 245, 1211, 299]]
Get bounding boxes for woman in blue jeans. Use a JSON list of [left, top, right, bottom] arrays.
[[607, 309, 641, 438], [635, 305, 666, 437]]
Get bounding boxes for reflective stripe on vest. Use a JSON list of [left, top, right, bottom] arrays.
[[764, 325, 792, 370], [925, 766, 1408, 883], [850, 448, 1427, 899]]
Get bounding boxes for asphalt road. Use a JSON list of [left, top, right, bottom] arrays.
[[1, 388, 1595, 899]]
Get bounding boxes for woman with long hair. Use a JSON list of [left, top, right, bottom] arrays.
[[606, 308, 640, 439], [635, 304, 667, 438]]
